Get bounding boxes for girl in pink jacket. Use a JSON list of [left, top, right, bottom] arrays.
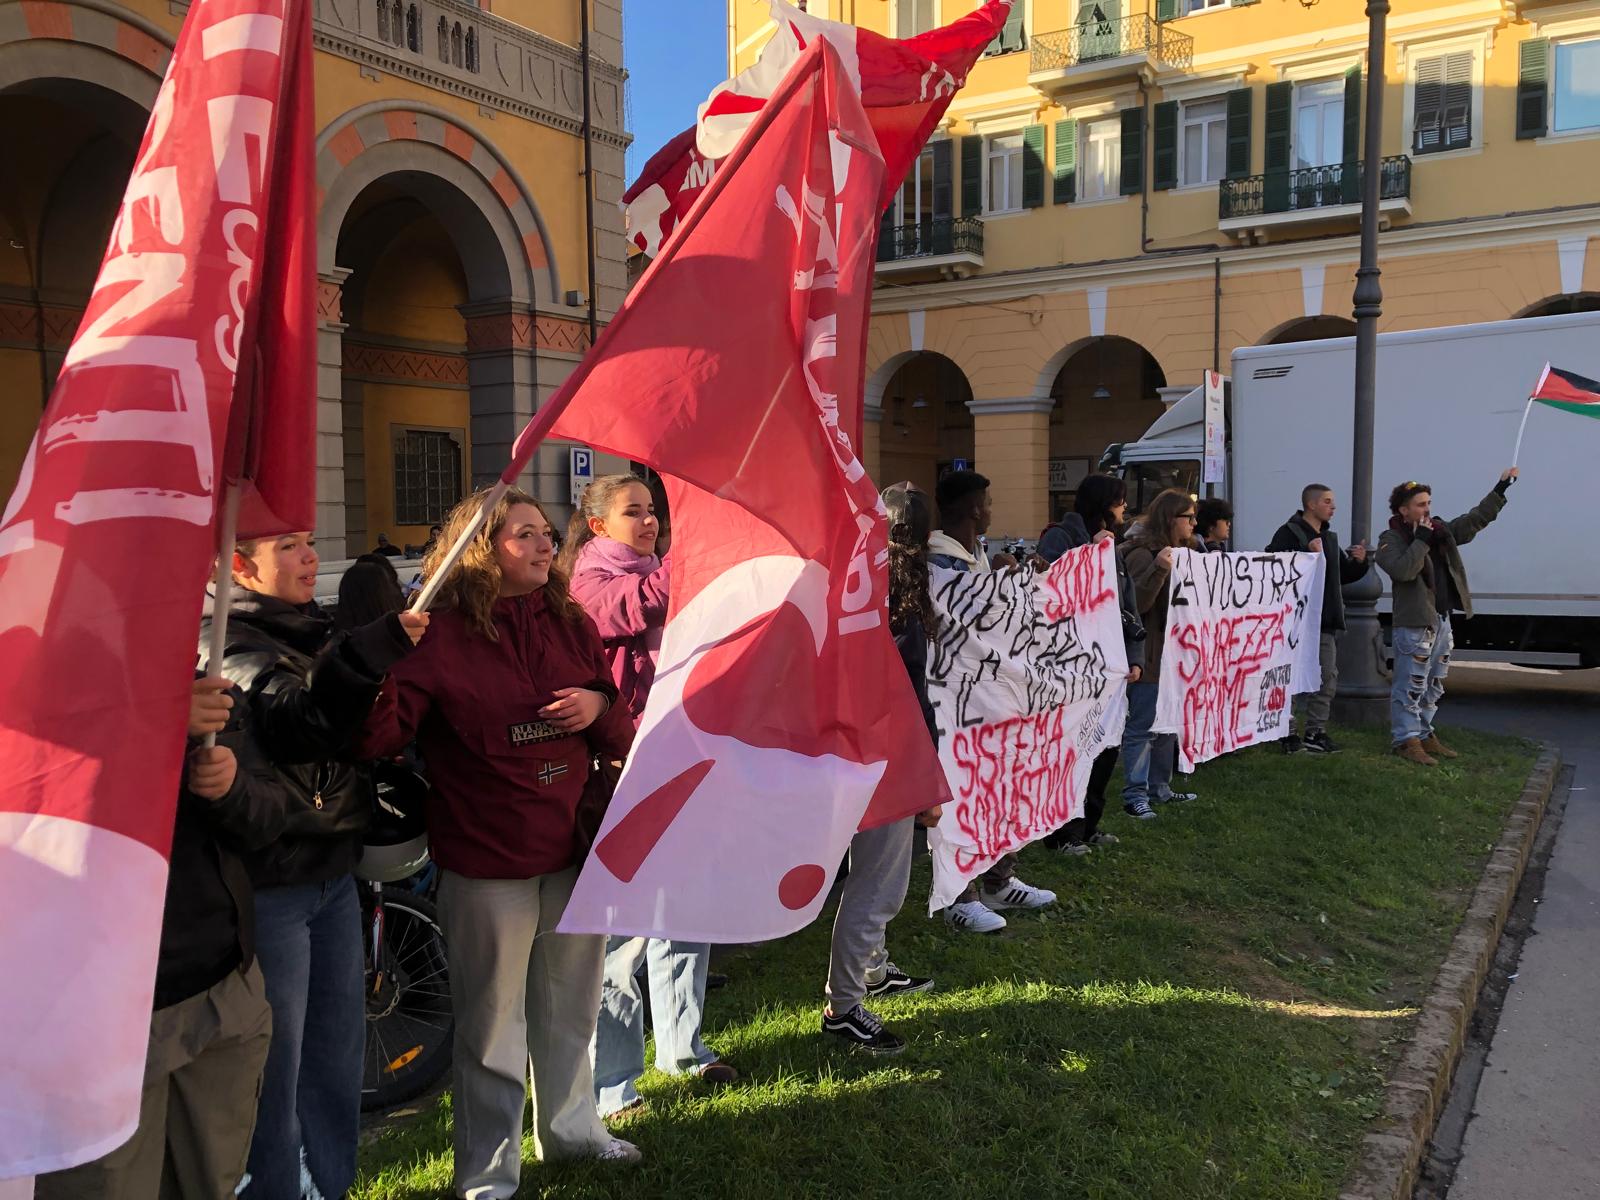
[[563, 474, 738, 1118]]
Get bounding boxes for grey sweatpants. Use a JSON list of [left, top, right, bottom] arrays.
[[437, 867, 610, 1200], [1296, 631, 1340, 735], [825, 817, 915, 1014]]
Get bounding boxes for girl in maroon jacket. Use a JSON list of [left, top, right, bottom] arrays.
[[562, 475, 737, 1120], [359, 487, 642, 1195]]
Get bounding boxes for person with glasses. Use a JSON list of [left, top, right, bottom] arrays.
[[1116, 489, 1200, 820]]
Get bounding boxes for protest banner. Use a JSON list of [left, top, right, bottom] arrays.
[[925, 540, 1128, 912], [1154, 548, 1326, 771]]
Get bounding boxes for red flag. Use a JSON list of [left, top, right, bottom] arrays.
[[624, 0, 1012, 263], [0, 0, 315, 1174], [509, 37, 949, 941]]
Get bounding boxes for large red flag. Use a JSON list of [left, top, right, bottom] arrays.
[[497, 37, 949, 942], [0, 0, 315, 1175]]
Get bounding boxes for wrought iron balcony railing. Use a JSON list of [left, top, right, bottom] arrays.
[[1030, 14, 1195, 75], [1219, 155, 1412, 222], [877, 216, 984, 264]]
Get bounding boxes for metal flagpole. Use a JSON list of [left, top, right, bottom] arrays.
[[408, 480, 510, 615]]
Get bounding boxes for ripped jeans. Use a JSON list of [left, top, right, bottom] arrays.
[[1391, 615, 1453, 746]]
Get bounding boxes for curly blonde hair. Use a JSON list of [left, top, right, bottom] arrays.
[[422, 486, 583, 640]]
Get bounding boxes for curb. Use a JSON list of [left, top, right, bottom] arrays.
[[1338, 743, 1562, 1200]]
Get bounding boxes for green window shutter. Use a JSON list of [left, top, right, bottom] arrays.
[[1263, 80, 1292, 212], [1225, 87, 1252, 180], [1153, 100, 1178, 190], [877, 204, 896, 263], [1053, 119, 1077, 203], [1231, 0, 1260, 7], [1517, 38, 1548, 140], [1119, 106, 1145, 196], [1022, 124, 1046, 208], [1156, 0, 1178, 21], [961, 134, 983, 216], [985, 8, 1026, 55], [931, 140, 954, 220], [1341, 65, 1362, 204]]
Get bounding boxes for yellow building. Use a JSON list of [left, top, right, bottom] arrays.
[[1, 0, 629, 557], [730, 0, 1600, 538]]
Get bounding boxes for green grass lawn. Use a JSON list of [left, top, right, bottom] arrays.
[[354, 725, 1535, 1200]]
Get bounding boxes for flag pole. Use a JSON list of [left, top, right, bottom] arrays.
[[202, 482, 241, 749], [409, 480, 510, 615], [1511, 397, 1534, 471]]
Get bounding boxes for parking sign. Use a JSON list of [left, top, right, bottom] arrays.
[[569, 446, 594, 506]]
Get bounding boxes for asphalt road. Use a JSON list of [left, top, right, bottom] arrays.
[[1439, 664, 1600, 1200]]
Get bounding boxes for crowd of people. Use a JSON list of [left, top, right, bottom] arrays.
[[35, 460, 1515, 1200]]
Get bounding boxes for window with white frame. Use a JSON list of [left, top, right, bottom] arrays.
[[1412, 50, 1473, 153], [896, 0, 936, 38], [1184, 0, 1227, 13], [1181, 97, 1228, 184], [986, 134, 1025, 213], [1080, 118, 1122, 201], [1553, 37, 1600, 133]]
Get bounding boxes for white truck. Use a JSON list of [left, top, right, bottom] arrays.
[[1103, 311, 1600, 668]]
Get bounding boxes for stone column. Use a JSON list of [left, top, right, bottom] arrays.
[[316, 268, 352, 560], [861, 402, 883, 486], [461, 299, 539, 497], [968, 396, 1052, 540]]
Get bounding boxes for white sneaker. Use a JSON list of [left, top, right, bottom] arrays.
[[944, 899, 1006, 933], [595, 1137, 643, 1165], [980, 877, 1057, 911]]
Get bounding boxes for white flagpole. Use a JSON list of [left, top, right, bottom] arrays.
[[202, 482, 241, 750], [1511, 397, 1535, 471], [408, 480, 510, 616]]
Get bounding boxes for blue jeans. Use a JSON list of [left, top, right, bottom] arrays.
[[1391, 616, 1453, 745], [246, 875, 364, 1200], [591, 937, 715, 1116], [1121, 680, 1176, 807]]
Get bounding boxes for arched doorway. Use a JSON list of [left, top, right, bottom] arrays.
[[1517, 293, 1600, 318], [1266, 315, 1357, 344], [1047, 337, 1166, 523], [0, 65, 154, 502], [874, 352, 975, 497]]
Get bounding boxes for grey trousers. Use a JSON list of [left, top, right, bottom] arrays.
[[825, 817, 915, 1014], [1297, 631, 1340, 735], [437, 868, 610, 1200]]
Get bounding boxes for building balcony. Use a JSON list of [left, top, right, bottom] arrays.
[[876, 216, 984, 279], [1218, 155, 1413, 237], [1028, 14, 1194, 92]]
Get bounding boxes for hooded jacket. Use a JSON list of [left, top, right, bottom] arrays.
[[569, 537, 670, 721], [1265, 513, 1371, 632], [357, 590, 634, 879], [1376, 486, 1507, 628], [197, 589, 415, 888], [927, 530, 989, 573]]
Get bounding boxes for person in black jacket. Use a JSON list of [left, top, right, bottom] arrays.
[[1038, 475, 1147, 854], [198, 531, 423, 1200], [821, 483, 941, 1056], [1265, 484, 1370, 754], [38, 677, 282, 1200]]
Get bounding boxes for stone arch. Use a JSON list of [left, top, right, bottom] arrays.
[[316, 101, 559, 305], [873, 350, 976, 499], [1045, 336, 1168, 518], [1261, 315, 1357, 344], [0, 0, 172, 102], [1514, 292, 1600, 319]]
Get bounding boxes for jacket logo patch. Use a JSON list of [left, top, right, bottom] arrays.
[[536, 761, 570, 786], [509, 720, 563, 747]]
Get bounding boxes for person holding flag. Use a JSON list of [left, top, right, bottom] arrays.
[[1377, 470, 1518, 766]]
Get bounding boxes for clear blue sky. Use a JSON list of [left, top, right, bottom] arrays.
[[623, 1, 732, 180]]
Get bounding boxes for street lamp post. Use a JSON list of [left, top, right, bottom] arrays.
[[1334, 0, 1392, 724]]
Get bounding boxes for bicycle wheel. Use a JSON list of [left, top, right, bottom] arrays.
[[362, 888, 454, 1111]]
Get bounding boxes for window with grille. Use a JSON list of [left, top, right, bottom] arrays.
[[393, 429, 463, 526], [1413, 51, 1473, 154]]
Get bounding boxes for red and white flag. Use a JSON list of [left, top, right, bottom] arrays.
[[500, 37, 950, 942], [623, 0, 1012, 263], [0, 0, 315, 1175]]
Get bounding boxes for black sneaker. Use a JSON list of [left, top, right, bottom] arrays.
[[1124, 799, 1158, 821], [1281, 734, 1305, 754], [865, 962, 934, 999], [822, 1005, 905, 1055], [1302, 730, 1342, 754]]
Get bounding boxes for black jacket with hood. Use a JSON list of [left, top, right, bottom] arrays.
[[197, 588, 413, 888], [1265, 513, 1371, 632]]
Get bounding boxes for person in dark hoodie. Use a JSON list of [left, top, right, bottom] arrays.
[[37, 677, 281, 1200], [358, 487, 643, 1197], [199, 531, 423, 1200], [1037, 474, 1147, 854], [1266, 485, 1370, 754], [821, 482, 943, 1056]]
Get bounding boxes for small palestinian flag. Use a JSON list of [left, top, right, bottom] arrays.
[[1531, 364, 1600, 418]]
